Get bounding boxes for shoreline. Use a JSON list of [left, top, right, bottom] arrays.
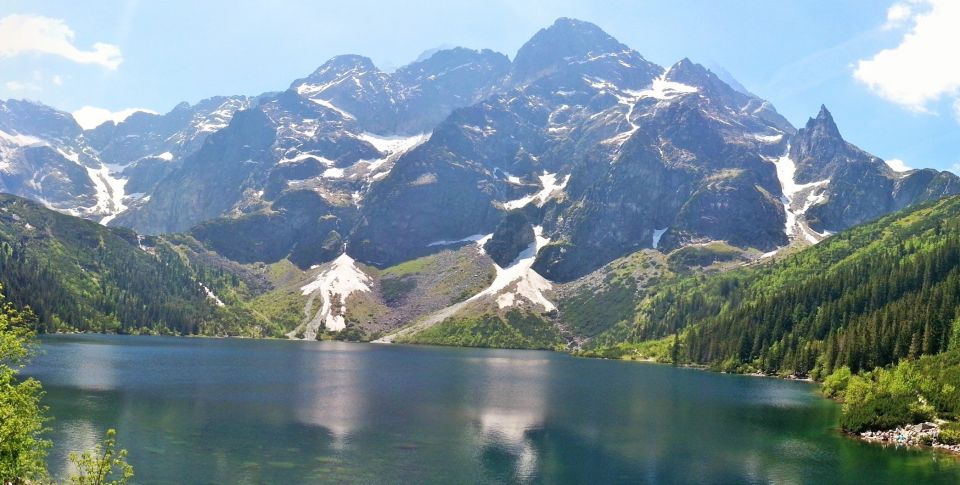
[[856, 423, 960, 456]]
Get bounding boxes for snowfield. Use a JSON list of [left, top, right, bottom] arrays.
[[770, 149, 830, 244]]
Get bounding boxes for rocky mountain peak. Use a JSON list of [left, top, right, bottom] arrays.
[[664, 58, 717, 86], [806, 104, 841, 139], [298, 54, 381, 87], [0, 98, 82, 139], [511, 17, 629, 82]]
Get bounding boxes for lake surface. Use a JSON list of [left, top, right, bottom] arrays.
[[23, 335, 960, 484]]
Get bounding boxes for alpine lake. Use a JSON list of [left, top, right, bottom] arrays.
[[24, 334, 960, 484]]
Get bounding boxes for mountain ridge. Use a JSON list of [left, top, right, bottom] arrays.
[[1, 18, 958, 337]]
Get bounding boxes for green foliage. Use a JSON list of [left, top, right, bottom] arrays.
[[825, 349, 960, 432], [940, 422, 960, 445], [333, 323, 368, 342], [67, 429, 134, 485], [821, 366, 852, 398], [839, 391, 925, 433], [249, 289, 304, 332], [403, 310, 562, 350], [577, 335, 675, 362], [0, 286, 50, 484]]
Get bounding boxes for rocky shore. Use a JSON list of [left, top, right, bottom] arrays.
[[858, 422, 960, 454]]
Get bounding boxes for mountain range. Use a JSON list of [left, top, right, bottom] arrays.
[[1, 18, 958, 344]]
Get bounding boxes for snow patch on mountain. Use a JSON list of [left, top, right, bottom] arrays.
[[350, 133, 429, 183], [358, 132, 428, 153], [771, 150, 830, 244], [323, 167, 345, 179], [192, 98, 251, 134], [749, 133, 785, 144], [474, 226, 555, 311], [308, 98, 355, 120], [427, 233, 488, 247], [503, 172, 569, 209], [199, 282, 225, 307], [632, 74, 698, 101], [298, 253, 371, 337], [0, 130, 47, 172], [85, 165, 128, 224], [652, 227, 668, 249], [278, 152, 335, 166]]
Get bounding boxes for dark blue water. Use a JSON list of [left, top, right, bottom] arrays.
[[23, 334, 960, 484]]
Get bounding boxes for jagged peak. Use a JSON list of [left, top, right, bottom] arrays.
[[299, 54, 381, 85], [665, 58, 712, 80], [804, 104, 841, 138]]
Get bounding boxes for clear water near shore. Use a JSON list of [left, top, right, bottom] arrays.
[[24, 334, 960, 484]]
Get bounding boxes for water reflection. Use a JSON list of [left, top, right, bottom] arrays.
[[293, 343, 368, 448], [55, 340, 118, 391], [470, 354, 551, 482]]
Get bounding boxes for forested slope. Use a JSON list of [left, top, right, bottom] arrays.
[[0, 194, 272, 335], [597, 195, 960, 378]]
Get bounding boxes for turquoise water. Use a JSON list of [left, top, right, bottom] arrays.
[[24, 334, 960, 484]]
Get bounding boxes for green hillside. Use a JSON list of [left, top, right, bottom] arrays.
[[0, 194, 274, 336]]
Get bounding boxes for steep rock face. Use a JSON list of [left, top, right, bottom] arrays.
[[392, 47, 511, 133], [113, 109, 277, 233], [191, 189, 349, 268], [483, 212, 535, 266], [86, 96, 253, 166]]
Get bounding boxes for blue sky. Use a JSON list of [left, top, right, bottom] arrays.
[[1, 0, 957, 173]]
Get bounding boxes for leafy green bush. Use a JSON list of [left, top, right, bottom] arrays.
[[822, 366, 852, 398], [840, 392, 923, 433]]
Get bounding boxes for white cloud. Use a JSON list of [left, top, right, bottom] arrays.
[[0, 14, 122, 70], [72, 106, 157, 129], [854, 0, 960, 116], [883, 3, 913, 30], [51, 74, 63, 86], [885, 158, 913, 172], [951, 163, 960, 176], [4, 80, 40, 92]]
